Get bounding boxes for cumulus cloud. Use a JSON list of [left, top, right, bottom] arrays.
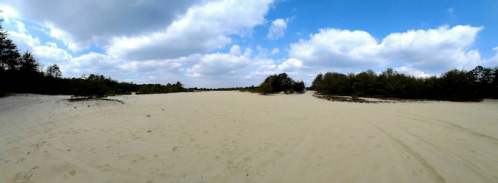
[[256, 45, 269, 57], [271, 48, 280, 55], [277, 58, 302, 71], [0, 6, 18, 23], [66, 52, 122, 76], [7, 22, 71, 65], [289, 25, 486, 73], [394, 66, 434, 78], [483, 47, 498, 65], [186, 53, 251, 77], [230, 45, 242, 56], [267, 17, 293, 40], [1, 0, 203, 51], [33, 42, 72, 62], [243, 48, 253, 57], [106, 0, 274, 60]]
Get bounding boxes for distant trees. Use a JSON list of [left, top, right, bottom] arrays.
[[258, 82, 273, 94], [0, 13, 21, 72], [239, 73, 306, 94], [136, 82, 188, 94], [46, 64, 62, 78], [292, 80, 305, 92], [471, 66, 496, 98], [311, 66, 498, 101]]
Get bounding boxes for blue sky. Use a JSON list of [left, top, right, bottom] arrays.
[[1, 0, 497, 87]]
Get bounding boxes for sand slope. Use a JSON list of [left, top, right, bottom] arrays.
[[1, 92, 498, 183]]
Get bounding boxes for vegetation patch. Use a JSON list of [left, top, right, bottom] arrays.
[[313, 92, 383, 103], [67, 98, 125, 104], [238, 73, 306, 95], [310, 67, 498, 102]]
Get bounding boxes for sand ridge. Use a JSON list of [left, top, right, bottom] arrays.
[[1, 92, 498, 182]]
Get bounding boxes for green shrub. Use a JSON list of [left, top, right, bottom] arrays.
[[292, 81, 305, 92], [106, 91, 116, 96], [351, 94, 359, 102], [258, 82, 273, 94]]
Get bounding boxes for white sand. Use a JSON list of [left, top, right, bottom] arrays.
[[1, 92, 498, 183]]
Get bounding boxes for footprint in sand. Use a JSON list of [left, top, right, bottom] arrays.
[[16, 158, 25, 163], [62, 170, 77, 180], [98, 164, 111, 171], [172, 147, 178, 151], [13, 166, 39, 183], [43, 151, 51, 158]]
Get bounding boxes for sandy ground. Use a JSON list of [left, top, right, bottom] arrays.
[[1, 92, 498, 183]]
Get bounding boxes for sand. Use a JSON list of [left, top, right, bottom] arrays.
[[1, 92, 498, 183]]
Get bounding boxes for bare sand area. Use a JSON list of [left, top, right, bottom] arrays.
[[1, 91, 498, 183]]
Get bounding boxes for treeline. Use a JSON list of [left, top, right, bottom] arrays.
[[0, 16, 189, 98], [137, 82, 189, 94], [311, 67, 498, 101], [191, 87, 239, 91], [239, 73, 305, 94]]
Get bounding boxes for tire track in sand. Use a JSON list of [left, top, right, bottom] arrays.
[[361, 108, 498, 145], [346, 111, 446, 183]]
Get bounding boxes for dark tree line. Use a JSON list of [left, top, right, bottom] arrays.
[[137, 82, 187, 94], [0, 15, 189, 98], [239, 73, 305, 94], [311, 67, 498, 101]]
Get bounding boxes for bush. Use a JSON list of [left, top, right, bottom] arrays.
[[351, 94, 359, 102], [292, 81, 305, 93], [258, 82, 273, 94], [106, 91, 116, 96]]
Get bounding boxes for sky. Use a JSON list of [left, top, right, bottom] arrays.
[[1, 0, 498, 87]]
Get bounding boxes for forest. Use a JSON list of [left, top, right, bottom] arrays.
[[310, 67, 498, 101]]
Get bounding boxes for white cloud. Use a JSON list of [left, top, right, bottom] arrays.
[[7, 30, 40, 48], [121, 60, 184, 74], [394, 66, 434, 78], [256, 45, 269, 57], [15, 20, 26, 33], [243, 47, 253, 57], [267, 17, 293, 40], [186, 53, 251, 77], [483, 47, 498, 66], [64, 52, 123, 77], [45, 23, 84, 52], [289, 25, 486, 73], [2, 0, 204, 52], [7, 22, 72, 65], [33, 42, 72, 62], [230, 45, 242, 56], [271, 48, 280, 55], [0, 5, 18, 23], [278, 58, 302, 71], [106, 0, 274, 60], [447, 7, 454, 13]]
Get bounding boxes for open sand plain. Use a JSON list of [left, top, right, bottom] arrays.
[[1, 91, 498, 183]]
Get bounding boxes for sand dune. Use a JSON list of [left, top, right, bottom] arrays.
[[1, 92, 498, 182]]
